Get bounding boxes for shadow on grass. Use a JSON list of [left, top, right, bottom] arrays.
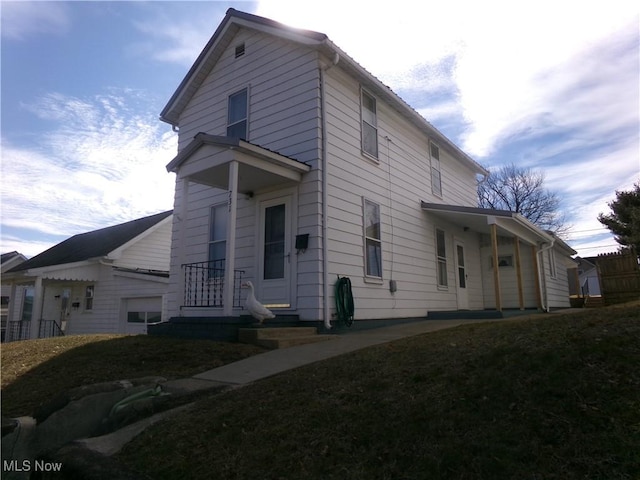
[[1, 335, 265, 418], [119, 305, 640, 480]]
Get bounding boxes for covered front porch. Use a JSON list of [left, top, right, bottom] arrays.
[[421, 202, 556, 312], [167, 133, 311, 316], [2, 264, 97, 342]]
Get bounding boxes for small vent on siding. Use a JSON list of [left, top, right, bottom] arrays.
[[235, 43, 245, 58]]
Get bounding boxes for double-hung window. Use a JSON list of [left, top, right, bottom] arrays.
[[436, 229, 448, 287], [209, 204, 228, 278], [227, 88, 248, 139], [361, 90, 378, 158], [85, 285, 94, 311], [430, 141, 442, 197], [364, 199, 382, 278], [547, 249, 557, 278]]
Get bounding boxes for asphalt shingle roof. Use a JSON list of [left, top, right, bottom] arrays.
[[8, 211, 172, 273]]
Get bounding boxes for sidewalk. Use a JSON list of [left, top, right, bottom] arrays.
[[192, 318, 492, 385]]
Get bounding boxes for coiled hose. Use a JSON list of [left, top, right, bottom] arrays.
[[335, 276, 354, 327]]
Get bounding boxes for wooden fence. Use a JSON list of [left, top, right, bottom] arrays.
[[596, 248, 640, 305]]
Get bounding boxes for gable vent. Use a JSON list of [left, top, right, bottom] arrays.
[[235, 43, 245, 58]]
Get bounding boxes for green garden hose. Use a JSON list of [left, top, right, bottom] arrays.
[[335, 276, 354, 327]]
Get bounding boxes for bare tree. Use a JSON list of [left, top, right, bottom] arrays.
[[478, 163, 569, 236]]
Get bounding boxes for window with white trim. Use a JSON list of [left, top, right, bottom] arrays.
[[361, 89, 378, 158], [436, 229, 448, 287], [209, 204, 228, 278], [227, 88, 248, 139], [364, 199, 382, 278], [430, 141, 442, 197], [85, 285, 94, 311]]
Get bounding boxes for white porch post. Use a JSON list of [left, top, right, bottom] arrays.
[[223, 160, 239, 316], [30, 277, 44, 339], [6, 283, 17, 342]]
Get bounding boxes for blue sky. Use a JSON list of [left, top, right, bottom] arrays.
[[1, 1, 638, 259]]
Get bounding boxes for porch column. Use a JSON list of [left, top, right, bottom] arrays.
[[30, 277, 44, 339], [531, 245, 543, 309], [6, 283, 17, 342], [514, 237, 525, 310], [177, 178, 190, 310], [223, 160, 239, 316], [490, 222, 502, 312]]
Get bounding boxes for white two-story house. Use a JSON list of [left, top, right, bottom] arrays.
[[158, 8, 576, 335]]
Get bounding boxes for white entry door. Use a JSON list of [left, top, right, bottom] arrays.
[[454, 240, 469, 310], [258, 196, 292, 307]]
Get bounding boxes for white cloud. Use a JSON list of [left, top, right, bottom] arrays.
[[0, 2, 71, 40], [1, 90, 177, 244]]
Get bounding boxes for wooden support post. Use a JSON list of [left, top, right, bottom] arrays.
[[223, 160, 239, 316], [531, 245, 543, 310], [491, 223, 502, 312], [514, 237, 524, 310]]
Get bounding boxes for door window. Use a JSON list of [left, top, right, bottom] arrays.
[[263, 204, 286, 279]]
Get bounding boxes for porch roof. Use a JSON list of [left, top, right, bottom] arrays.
[[166, 133, 311, 193], [421, 202, 555, 246]]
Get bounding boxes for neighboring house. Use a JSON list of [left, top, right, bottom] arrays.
[[1, 251, 28, 341], [159, 9, 576, 333], [574, 256, 602, 296], [3, 211, 172, 342]]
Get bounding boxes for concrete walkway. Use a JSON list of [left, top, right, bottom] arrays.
[[193, 318, 493, 385]]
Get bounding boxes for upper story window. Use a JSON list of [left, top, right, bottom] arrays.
[[209, 203, 228, 277], [430, 141, 442, 197], [361, 89, 378, 158], [227, 88, 248, 140], [364, 198, 382, 278]]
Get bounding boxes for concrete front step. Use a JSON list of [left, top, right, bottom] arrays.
[[238, 327, 334, 349]]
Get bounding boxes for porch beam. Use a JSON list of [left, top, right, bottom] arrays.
[[531, 245, 543, 309], [514, 237, 525, 310], [490, 223, 502, 312], [223, 160, 239, 316]]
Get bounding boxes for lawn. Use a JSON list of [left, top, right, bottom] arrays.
[[1, 334, 265, 417], [117, 304, 640, 480]]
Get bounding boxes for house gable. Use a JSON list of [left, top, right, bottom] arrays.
[[8, 211, 173, 274]]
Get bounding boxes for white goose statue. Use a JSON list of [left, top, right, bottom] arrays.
[[242, 281, 276, 324]]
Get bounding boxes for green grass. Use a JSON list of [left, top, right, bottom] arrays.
[[1, 334, 265, 417], [117, 304, 640, 480]]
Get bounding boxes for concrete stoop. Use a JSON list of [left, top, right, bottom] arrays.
[[238, 326, 334, 349]]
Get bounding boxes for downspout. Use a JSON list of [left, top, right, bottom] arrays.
[[536, 238, 556, 312], [320, 51, 340, 330]]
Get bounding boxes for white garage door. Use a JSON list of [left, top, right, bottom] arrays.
[[124, 297, 162, 334]]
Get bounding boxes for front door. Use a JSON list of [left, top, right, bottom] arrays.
[[258, 196, 291, 307], [454, 240, 469, 310]]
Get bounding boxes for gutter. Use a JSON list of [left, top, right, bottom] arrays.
[[320, 51, 340, 330]]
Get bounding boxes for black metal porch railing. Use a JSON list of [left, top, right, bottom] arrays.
[[6, 320, 30, 342], [183, 260, 244, 308], [39, 319, 65, 339]]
